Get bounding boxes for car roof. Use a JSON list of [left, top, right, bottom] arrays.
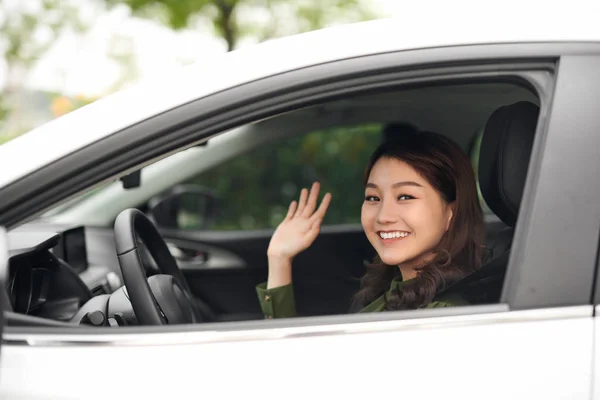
[[1, 5, 599, 188]]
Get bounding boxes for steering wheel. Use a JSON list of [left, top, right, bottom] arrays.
[[113, 208, 205, 325]]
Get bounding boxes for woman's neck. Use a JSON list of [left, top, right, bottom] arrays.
[[398, 252, 436, 280], [398, 265, 418, 280]]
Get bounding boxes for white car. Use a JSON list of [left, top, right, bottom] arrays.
[[1, 6, 600, 399]]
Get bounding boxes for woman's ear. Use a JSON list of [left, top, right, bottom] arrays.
[[445, 202, 455, 231]]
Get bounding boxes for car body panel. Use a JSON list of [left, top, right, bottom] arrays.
[[593, 306, 600, 400], [0, 306, 593, 399], [500, 55, 600, 308]]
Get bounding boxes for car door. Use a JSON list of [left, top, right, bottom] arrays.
[[1, 44, 600, 400]]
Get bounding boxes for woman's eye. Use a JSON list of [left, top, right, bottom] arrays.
[[398, 194, 415, 201], [364, 195, 379, 202]]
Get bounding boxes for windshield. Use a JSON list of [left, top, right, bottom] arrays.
[[40, 182, 112, 218]]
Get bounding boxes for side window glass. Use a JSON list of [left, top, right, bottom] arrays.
[[185, 124, 382, 231]]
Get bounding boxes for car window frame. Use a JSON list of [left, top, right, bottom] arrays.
[[3, 43, 600, 338], [571, 55, 600, 308], [502, 54, 600, 310]]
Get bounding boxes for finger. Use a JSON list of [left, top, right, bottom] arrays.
[[285, 200, 297, 220], [294, 188, 309, 218], [301, 182, 320, 218], [309, 192, 332, 223]]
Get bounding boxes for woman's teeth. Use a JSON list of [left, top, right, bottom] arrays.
[[379, 231, 410, 239]]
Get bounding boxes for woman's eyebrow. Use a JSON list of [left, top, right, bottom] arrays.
[[366, 181, 424, 189]]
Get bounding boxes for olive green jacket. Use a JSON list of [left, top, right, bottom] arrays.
[[256, 276, 468, 319]]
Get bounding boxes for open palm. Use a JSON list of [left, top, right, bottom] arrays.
[[267, 182, 332, 260]]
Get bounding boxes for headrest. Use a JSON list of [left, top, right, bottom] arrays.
[[478, 101, 539, 227]]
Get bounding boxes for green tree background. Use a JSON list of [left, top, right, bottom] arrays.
[[0, 1, 406, 231], [0, 2, 489, 230], [187, 124, 383, 230], [0, 0, 88, 142], [106, 0, 377, 51], [0, 0, 378, 139]]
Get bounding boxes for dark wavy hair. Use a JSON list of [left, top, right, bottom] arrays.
[[353, 131, 485, 311]]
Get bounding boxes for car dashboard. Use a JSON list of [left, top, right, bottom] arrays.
[[6, 225, 123, 324]]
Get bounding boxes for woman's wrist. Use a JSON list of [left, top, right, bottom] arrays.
[[267, 252, 293, 264], [267, 255, 293, 289]]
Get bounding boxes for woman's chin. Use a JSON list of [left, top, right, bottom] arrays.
[[378, 254, 408, 266], [378, 249, 423, 267]]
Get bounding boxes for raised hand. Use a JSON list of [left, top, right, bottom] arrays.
[[267, 182, 332, 261]]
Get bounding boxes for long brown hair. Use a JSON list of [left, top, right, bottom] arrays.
[[354, 131, 485, 310]]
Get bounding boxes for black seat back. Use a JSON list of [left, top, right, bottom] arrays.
[[479, 101, 540, 228], [438, 101, 540, 304]]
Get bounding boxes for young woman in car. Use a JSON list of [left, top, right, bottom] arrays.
[[256, 131, 485, 317]]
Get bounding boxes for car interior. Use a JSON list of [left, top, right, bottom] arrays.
[[3, 79, 541, 327]]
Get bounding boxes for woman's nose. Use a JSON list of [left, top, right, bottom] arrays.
[[376, 199, 397, 224]]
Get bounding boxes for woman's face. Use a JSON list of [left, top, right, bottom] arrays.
[[361, 157, 454, 268]]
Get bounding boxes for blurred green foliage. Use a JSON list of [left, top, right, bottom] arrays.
[[107, 0, 378, 51], [186, 123, 382, 230], [0, 0, 88, 134], [0, 0, 86, 68]]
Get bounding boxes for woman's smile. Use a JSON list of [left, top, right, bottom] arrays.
[[377, 230, 411, 243], [361, 157, 453, 267]]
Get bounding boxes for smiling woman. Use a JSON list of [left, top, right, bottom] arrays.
[[257, 130, 485, 318], [356, 132, 484, 311]]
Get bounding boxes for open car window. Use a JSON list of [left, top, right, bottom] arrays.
[[2, 73, 549, 330]]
